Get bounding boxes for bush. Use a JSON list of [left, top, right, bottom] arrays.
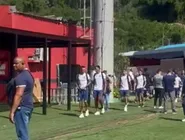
[[113, 88, 120, 98]]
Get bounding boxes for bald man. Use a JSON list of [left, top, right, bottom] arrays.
[[8, 57, 34, 140]]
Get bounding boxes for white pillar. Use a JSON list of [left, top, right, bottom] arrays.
[[94, 0, 114, 102]]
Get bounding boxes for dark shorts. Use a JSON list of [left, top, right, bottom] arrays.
[[93, 90, 103, 99], [78, 89, 88, 102], [136, 88, 144, 95], [175, 88, 180, 97], [175, 88, 180, 92], [120, 90, 129, 97]]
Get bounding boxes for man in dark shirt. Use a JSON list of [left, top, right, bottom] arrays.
[[163, 69, 176, 114], [181, 75, 185, 122], [8, 57, 34, 140], [143, 68, 152, 98]]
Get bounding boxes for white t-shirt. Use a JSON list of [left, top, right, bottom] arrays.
[[120, 75, 131, 90], [174, 76, 182, 88], [77, 73, 90, 89], [93, 72, 106, 90], [136, 75, 146, 89]]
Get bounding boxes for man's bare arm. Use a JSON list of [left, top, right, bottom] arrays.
[[10, 87, 24, 114]]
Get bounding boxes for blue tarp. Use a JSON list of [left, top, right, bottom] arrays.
[[155, 43, 185, 50]]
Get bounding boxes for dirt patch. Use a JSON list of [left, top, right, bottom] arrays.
[[46, 114, 156, 140]]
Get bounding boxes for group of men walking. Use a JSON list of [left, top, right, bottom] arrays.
[[76, 65, 150, 118], [153, 69, 185, 119], [76, 65, 112, 118], [119, 68, 185, 121], [76, 65, 185, 122]]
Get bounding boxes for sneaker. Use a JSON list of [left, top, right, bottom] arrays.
[[182, 119, 185, 122], [85, 110, 89, 117], [164, 112, 167, 114], [154, 106, 157, 109], [124, 105, 128, 112], [101, 108, 105, 114], [94, 111, 100, 116], [175, 98, 178, 103], [138, 106, 141, 108], [158, 106, 163, 109], [79, 113, 84, 118]]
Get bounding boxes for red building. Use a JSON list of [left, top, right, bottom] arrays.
[[0, 5, 93, 103]]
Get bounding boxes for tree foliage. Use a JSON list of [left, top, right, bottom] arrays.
[[114, 0, 185, 73]]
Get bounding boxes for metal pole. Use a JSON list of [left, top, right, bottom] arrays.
[[47, 47, 51, 104], [15, 34, 18, 55], [67, 41, 72, 111], [87, 42, 91, 106], [83, 0, 86, 36], [80, 0, 82, 16], [94, 0, 103, 67], [90, 0, 92, 38], [42, 38, 47, 115], [11, 34, 18, 77], [56, 64, 60, 87]]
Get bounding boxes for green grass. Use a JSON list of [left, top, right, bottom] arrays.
[[0, 100, 184, 140]]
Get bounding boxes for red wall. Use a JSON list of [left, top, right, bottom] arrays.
[[0, 50, 11, 103], [0, 6, 12, 28], [17, 46, 90, 88]]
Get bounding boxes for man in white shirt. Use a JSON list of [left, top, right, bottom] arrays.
[[119, 70, 131, 112], [93, 65, 106, 115], [174, 73, 182, 103], [135, 70, 146, 108], [76, 66, 91, 118]]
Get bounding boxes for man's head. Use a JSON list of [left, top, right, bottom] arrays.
[[81, 66, 86, 74], [13, 57, 25, 72], [123, 70, 127, 75], [144, 68, 148, 72], [138, 70, 143, 75], [182, 70, 185, 75], [156, 69, 162, 74], [95, 65, 101, 73], [167, 69, 173, 74]]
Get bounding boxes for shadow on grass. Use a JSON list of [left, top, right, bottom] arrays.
[[74, 110, 95, 114], [0, 115, 9, 119], [176, 105, 182, 109], [51, 107, 68, 111], [32, 112, 43, 115], [109, 107, 122, 111], [159, 117, 181, 122], [143, 109, 158, 113], [59, 112, 78, 117]]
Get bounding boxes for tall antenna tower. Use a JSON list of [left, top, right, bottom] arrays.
[[79, 0, 93, 38]]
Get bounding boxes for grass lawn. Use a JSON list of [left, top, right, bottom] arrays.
[[0, 100, 185, 140]]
